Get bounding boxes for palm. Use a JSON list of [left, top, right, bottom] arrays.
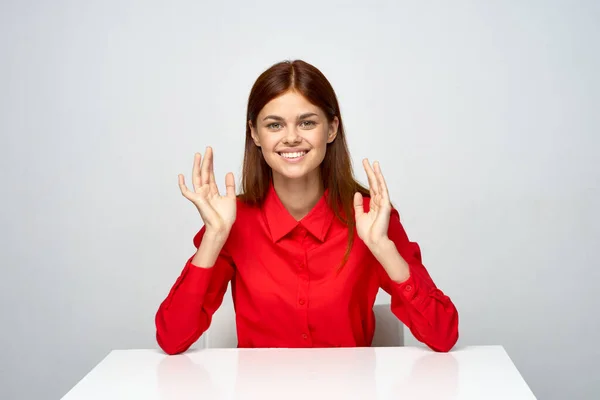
[[178, 147, 237, 235], [354, 159, 392, 248], [193, 184, 237, 231]]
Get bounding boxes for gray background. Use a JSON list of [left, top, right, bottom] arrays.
[[1, 0, 599, 399]]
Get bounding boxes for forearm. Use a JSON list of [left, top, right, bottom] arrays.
[[156, 297, 208, 355], [157, 229, 233, 354], [368, 207, 459, 352], [156, 253, 233, 354], [397, 290, 459, 352], [191, 231, 228, 268], [370, 239, 410, 283], [155, 259, 214, 354], [372, 240, 458, 352]]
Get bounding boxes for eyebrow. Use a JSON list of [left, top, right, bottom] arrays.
[[262, 112, 318, 121]]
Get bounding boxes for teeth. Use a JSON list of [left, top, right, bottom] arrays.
[[280, 151, 307, 159]]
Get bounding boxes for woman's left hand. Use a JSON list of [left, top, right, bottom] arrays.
[[354, 159, 393, 251]]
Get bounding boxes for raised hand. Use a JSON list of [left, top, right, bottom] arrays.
[[178, 147, 236, 239], [354, 159, 392, 250]]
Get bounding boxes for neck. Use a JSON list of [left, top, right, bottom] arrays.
[[272, 172, 324, 221]]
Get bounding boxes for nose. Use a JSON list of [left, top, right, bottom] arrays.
[[282, 125, 302, 144]]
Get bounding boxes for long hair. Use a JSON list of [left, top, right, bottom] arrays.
[[239, 60, 370, 267]]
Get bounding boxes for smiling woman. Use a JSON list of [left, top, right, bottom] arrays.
[[155, 60, 459, 355]]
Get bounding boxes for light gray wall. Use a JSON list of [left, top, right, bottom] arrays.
[[1, 1, 598, 399]]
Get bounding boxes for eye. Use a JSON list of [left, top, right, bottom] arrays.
[[299, 120, 317, 128], [267, 122, 283, 130]]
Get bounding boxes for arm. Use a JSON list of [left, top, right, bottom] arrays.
[[374, 209, 459, 352], [155, 227, 234, 355]]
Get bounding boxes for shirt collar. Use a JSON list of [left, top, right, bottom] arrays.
[[263, 183, 335, 243]]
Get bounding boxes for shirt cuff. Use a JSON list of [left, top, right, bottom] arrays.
[[178, 257, 215, 296], [391, 272, 419, 302]]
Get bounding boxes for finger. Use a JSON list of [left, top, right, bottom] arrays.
[[374, 161, 390, 206], [208, 147, 219, 195], [184, 179, 219, 222], [192, 153, 202, 192], [200, 146, 211, 186], [374, 202, 391, 229], [178, 174, 193, 200], [353, 192, 364, 217], [225, 172, 236, 198], [362, 159, 374, 198], [363, 158, 379, 198]]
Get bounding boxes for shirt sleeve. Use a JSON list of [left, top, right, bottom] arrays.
[[377, 208, 459, 352], [155, 226, 234, 355]]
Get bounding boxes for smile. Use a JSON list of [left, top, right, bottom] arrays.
[[278, 150, 309, 162]]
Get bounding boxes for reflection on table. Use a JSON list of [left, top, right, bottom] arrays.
[[62, 346, 535, 400]]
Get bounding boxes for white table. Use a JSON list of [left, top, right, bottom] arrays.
[[61, 346, 535, 399]]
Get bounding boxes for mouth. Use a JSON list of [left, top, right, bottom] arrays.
[[277, 150, 310, 162]]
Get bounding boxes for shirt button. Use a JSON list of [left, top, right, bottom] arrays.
[[302, 333, 309, 340], [405, 285, 413, 292], [299, 299, 305, 305]]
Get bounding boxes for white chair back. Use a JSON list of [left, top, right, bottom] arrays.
[[371, 303, 404, 347], [204, 298, 237, 348]]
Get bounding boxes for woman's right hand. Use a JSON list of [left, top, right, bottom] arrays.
[[178, 147, 236, 239]]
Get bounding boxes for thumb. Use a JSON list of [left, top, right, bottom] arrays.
[[225, 172, 236, 198], [353, 192, 364, 218]]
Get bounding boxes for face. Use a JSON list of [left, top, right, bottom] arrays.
[[250, 90, 339, 182]]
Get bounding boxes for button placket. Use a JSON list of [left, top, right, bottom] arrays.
[[297, 260, 309, 309], [296, 247, 311, 346], [297, 276, 309, 309]]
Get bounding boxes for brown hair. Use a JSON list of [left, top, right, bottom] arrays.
[[239, 60, 370, 267]]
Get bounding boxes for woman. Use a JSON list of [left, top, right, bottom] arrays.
[[155, 60, 459, 355]]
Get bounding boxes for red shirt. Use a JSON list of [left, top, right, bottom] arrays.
[[155, 185, 458, 354]]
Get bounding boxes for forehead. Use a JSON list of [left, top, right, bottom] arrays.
[[258, 91, 323, 118]]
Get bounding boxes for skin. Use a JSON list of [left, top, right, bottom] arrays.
[[249, 90, 338, 220], [178, 90, 410, 283]]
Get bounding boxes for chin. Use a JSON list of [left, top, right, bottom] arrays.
[[272, 166, 311, 180]]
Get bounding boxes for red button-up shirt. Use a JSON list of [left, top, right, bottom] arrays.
[[156, 185, 459, 354]]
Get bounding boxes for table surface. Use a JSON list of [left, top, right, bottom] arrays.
[[61, 345, 535, 400]]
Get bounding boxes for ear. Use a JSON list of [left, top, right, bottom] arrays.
[[249, 120, 261, 147], [327, 116, 339, 143]]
